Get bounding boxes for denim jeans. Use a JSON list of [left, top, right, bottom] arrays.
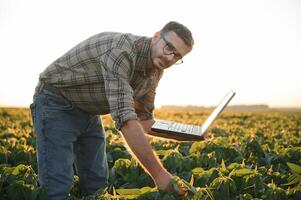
[[30, 83, 109, 200]]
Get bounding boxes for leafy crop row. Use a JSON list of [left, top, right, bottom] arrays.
[[0, 108, 300, 199]]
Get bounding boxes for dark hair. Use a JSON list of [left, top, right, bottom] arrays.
[[160, 21, 194, 48]]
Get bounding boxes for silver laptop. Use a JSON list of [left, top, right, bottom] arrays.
[[151, 90, 236, 140]]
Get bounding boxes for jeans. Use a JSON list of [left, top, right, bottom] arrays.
[[30, 83, 108, 200]]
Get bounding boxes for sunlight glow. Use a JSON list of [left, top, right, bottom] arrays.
[[0, 0, 300, 108]]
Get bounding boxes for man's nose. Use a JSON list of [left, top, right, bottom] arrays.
[[165, 54, 174, 62]]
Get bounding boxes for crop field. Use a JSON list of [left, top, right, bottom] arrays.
[[0, 107, 300, 199]]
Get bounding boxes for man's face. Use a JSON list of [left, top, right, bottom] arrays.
[[150, 31, 192, 70]]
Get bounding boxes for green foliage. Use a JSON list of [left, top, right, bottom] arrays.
[[1, 108, 301, 199], [0, 164, 47, 200]]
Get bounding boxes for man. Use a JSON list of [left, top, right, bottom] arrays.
[[30, 21, 194, 199]]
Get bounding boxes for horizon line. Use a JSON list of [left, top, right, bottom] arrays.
[[1, 104, 301, 109]]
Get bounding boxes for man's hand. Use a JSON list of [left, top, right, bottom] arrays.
[[120, 119, 187, 197], [154, 170, 187, 196]]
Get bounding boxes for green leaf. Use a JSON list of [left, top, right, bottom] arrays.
[[116, 187, 153, 196], [189, 141, 206, 154], [191, 167, 204, 175], [11, 164, 26, 175], [230, 168, 253, 177], [227, 162, 240, 171], [116, 188, 142, 195], [287, 162, 301, 174], [221, 159, 226, 171], [6, 181, 28, 200], [282, 174, 301, 186]]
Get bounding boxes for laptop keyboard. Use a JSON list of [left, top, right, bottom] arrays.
[[168, 122, 201, 135]]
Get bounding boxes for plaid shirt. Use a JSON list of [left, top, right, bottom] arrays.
[[39, 32, 164, 130]]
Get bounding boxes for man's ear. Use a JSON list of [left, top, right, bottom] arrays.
[[151, 32, 161, 43]]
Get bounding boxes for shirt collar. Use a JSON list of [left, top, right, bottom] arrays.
[[134, 36, 163, 77]]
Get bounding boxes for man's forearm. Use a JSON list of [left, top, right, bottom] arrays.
[[120, 119, 171, 188], [139, 119, 156, 133]]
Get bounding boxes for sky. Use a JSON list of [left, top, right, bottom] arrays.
[[0, 0, 300, 108]]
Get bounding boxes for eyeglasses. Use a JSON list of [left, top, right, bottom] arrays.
[[161, 34, 184, 65]]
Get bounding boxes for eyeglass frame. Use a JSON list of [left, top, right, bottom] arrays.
[[161, 34, 184, 65]]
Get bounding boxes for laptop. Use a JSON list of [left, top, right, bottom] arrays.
[[151, 90, 236, 140]]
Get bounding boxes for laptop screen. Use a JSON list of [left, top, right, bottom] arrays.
[[201, 90, 235, 133]]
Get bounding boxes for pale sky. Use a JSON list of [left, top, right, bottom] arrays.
[[1, 0, 300, 108]]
